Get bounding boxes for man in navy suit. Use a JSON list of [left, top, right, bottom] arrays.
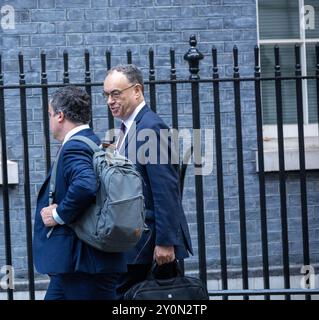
[[33, 86, 126, 300], [103, 64, 193, 298]]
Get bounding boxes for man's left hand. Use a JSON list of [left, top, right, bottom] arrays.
[[153, 245, 175, 265], [40, 204, 58, 227]]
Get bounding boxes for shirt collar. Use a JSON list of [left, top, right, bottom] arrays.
[[123, 101, 146, 133], [62, 124, 90, 145]]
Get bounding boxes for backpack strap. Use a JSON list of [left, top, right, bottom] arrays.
[[69, 135, 107, 174], [71, 135, 134, 168], [68, 135, 101, 152], [47, 135, 100, 239], [49, 136, 100, 204]]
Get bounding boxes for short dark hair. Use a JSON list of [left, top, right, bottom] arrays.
[[50, 85, 91, 124], [108, 64, 144, 89]]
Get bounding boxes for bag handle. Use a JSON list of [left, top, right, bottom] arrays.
[[147, 260, 182, 281]]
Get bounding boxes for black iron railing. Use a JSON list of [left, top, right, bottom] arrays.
[[1, 35, 319, 300]]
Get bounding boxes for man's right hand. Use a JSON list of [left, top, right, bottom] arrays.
[[40, 204, 58, 227], [153, 245, 175, 265]]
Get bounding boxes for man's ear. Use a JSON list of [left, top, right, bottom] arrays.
[[135, 84, 143, 99], [57, 111, 65, 123]]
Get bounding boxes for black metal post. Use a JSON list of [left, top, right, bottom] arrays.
[[254, 46, 270, 300], [184, 35, 207, 286], [170, 48, 178, 130], [0, 54, 14, 300], [316, 44, 319, 144], [63, 50, 69, 84], [106, 50, 114, 131], [274, 45, 290, 300], [295, 45, 310, 300], [169, 48, 185, 274], [149, 48, 156, 112], [84, 49, 93, 129], [212, 46, 228, 300], [233, 46, 249, 300], [40, 51, 51, 173], [127, 49, 132, 64], [18, 52, 35, 300], [169, 48, 186, 194]]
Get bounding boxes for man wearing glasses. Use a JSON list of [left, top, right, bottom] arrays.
[[103, 64, 193, 299]]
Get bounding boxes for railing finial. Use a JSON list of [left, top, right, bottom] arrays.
[[184, 35, 204, 80]]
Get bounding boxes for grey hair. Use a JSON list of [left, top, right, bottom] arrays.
[[107, 64, 144, 89], [50, 85, 91, 124]]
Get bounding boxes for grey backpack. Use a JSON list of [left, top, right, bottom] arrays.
[[49, 135, 146, 252]]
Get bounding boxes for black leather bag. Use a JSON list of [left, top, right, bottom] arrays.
[[123, 261, 209, 300]]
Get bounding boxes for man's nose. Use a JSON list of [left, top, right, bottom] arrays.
[[108, 95, 115, 104]]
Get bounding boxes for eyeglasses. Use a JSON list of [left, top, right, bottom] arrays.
[[103, 84, 136, 100]]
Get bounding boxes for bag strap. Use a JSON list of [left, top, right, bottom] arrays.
[[71, 135, 136, 168], [49, 136, 100, 204], [69, 135, 112, 175], [68, 135, 101, 152]]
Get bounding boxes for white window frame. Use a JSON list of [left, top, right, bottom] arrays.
[[256, 0, 319, 171]]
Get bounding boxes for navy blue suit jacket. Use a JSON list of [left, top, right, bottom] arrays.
[[33, 128, 127, 274], [120, 105, 193, 264]]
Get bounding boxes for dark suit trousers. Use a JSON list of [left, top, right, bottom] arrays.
[[45, 272, 120, 300]]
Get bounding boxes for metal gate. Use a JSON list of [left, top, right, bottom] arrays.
[[1, 35, 319, 299]]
